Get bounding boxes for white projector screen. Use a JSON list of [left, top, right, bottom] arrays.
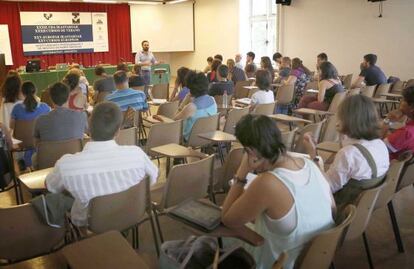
[[130, 2, 194, 53]]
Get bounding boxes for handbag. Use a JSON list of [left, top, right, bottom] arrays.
[[159, 235, 255, 269]]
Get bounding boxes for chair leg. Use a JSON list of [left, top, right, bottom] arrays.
[[149, 212, 161, 256], [135, 225, 140, 249], [329, 262, 335, 269], [362, 232, 374, 269], [131, 227, 136, 249], [387, 201, 405, 253], [152, 208, 164, 244]]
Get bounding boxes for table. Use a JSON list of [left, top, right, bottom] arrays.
[[143, 115, 174, 125], [268, 114, 312, 130], [1, 252, 67, 269], [316, 141, 341, 154], [20, 64, 170, 96], [150, 143, 206, 175], [18, 167, 52, 199], [197, 131, 237, 164], [62, 231, 149, 269], [235, 98, 251, 106]]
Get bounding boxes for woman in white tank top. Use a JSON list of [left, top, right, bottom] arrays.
[[221, 114, 335, 269]]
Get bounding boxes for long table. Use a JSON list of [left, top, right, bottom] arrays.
[[20, 63, 171, 96]]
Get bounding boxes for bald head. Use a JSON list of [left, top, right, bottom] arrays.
[[235, 53, 242, 63]]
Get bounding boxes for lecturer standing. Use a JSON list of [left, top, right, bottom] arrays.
[[135, 40, 158, 96]]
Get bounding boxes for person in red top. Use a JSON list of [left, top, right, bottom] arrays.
[[384, 86, 414, 159]]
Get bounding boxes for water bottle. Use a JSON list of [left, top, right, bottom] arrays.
[[223, 90, 228, 108]]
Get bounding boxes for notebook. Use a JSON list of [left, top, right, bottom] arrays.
[[169, 199, 222, 232]]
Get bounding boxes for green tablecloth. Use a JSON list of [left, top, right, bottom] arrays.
[[20, 64, 171, 96]]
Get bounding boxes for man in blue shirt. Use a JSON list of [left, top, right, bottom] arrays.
[[352, 54, 387, 88], [106, 71, 148, 112]]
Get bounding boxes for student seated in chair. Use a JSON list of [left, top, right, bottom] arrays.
[[250, 70, 275, 112], [173, 71, 217, 142], [106, 71, 148, 112], [221, 114, 335, 269], [383, 86, 414, 159], [303, 95, 389, 209], [34, 82, 88, 144], [45, 102, 158, 227], [351, 54, 386, 89], [208, 64, 234, 96]]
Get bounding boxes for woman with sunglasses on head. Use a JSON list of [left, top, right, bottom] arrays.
[[221, 114, 334, 269]]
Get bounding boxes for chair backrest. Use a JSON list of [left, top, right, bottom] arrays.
[[161, 155, 215, 209], [214, 94, 233, 107], [115, 127, 137, 146], [247, 88, 258, 98], [223, 107, 249, 135], [88, 178, 149, 234], [157, 101, 179, 118], [328, 92, 346, 113], [150, 83, 169, 99], [281, 127, 298, 151], [319, 114, 339, 143], [215, 147, 244, 192], [293, 119, 326, 153], [305, 81, 319, 91], [187, 114, 219, 148], [13, 120, 36, 148], [344, 182, 385, 241], [294, 205, 356, 269], [405, 79, 414, 88], [390, 80, 404, 93], [94, 91, 110, 105], [375, 152, 412, 210], [342, 74, 353, 90], [40, 88, 54, 107], [347, 88, 360, 96], [234, 80, 251, 99], [37, 139, 83, 169], [122, 107, 136, 129], [146, 121, 182, 155], [276, 84, 295, 105], [374, 83, 391, 98], [252, 102, 277, 116], [0, 203, 65, 262], [396, 152, 414, 192], [360, 85, 377, 98]]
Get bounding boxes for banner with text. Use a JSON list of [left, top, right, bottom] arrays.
[[20, 11, 108, 56]]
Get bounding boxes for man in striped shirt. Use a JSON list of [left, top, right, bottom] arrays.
[[105, 71, 148, 112], [45, 102, 158, 227]]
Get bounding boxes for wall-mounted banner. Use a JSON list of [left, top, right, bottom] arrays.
[[20, 11, 108, 56]]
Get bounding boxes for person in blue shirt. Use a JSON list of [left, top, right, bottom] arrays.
[[105, 71, 148, 112], [10, 81, 51, 167], [173, 70, 217, 141]]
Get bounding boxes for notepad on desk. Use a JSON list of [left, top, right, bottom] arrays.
[[236, 98, 252, 105], [150, 99, 167, 105]]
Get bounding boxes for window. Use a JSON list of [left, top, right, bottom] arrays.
[[240, 0, 277, 65]]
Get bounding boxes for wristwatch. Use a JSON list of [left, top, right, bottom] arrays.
[[229, 176, 248, 186]]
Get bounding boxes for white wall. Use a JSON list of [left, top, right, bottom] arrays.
[[279, 0, 414, 80], [157, 0, 239, 76]]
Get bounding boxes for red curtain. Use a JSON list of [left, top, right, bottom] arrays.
[[0, 1, 133, 70]]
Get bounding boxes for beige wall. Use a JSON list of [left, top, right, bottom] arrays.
[[279, 0, 414, 80], [155, 0, 240, 77]]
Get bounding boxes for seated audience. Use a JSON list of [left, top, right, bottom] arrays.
[[34, 82, 88, 143], [169, 67, 191, 102], [298, 61, 344, 111], [245, 63, 256, 79], [117, 62, 132, 77], [207, 59, 222, 83], [352, 54, 387, 88], [203, 56, 213, 73], [129, 75, 146, 90], [63, 72, 87, 111], [173, 71, 217, 141], [272, 52, 283, 69], [235, 53, 243, 69], [45, 102, 158, 227], [251, 70, 275, 110], [69, 64, 89, 95], [260, 56, 275, 82], [316, 52, 328, 69], [303, 95, 389, 209], [221, 114, 334, 269], [208, 64, 234, 96], [214, 54, 223, 62], [1, 73, 24, 129], [10, 81, 50, 167], [106, 71, 148, 112], [284, 58, 311, 102], [245, 51, 257, 71], [276, 57, 291, 82], [384, 86, 414, 159], [227, 59, 246, 84], [93, 65, 116, 94], [132, 64, 141, 75]]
